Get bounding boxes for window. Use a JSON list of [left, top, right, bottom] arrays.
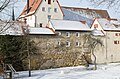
[[40, 23, 42, 27], [48, 0, 51, 4], [115, 33, 120, 36], [48, 7, 51, 13], [94, 24, 98, 28], [42, 7, 45, 12], [76, 32, 79, 37], [58, 41, 60, 46], [114, 41, 119, 44], [48, 15, 51, 20], [58, 32, 61, 35], [118, 41, 120, 44], [76, 42, 79, 47], [66, 32, 70, 37], [54, 8, 57, 12], [66, 41, 70, 47]]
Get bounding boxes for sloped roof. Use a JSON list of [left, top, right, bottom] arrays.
[[20, 0, 64, 17], [97, 18, 120, 31], [20, 0, 42, 16], [50, 20, 91, 31], [62, 8, 93, 27], [62, 6, 110, 19], [92, 29, 104, 36], [28, 27, 55, 34]]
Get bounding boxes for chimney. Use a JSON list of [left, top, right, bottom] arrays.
[[27, 0, 29, 13]]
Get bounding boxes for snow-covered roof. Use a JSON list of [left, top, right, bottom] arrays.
[[62, 8, 93, 26], [28, 27, 55, 35], [50, 20, 91, 31], [92, 29, 104, 36], [0, 21, 24, 35], [97, 19, 120, 31], [62, 6, 110, 19]]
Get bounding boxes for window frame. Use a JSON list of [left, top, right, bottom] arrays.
[[54, 8, 57, 13], [40, 23, 42, 27], [48, 0, 51, 4], [66, 32, 70, 37], [48, 7, 51, 13], [42, 7, 45, 12], [76, 32, 80, 37], [58, 41, 61, 46], [48, 15, 51, 20], [58, 32, 62, 35], [66, 41, 70, 47], [76, 42, 80, 47]]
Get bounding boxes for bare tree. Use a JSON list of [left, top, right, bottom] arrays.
[[89, 0, 120, 9], [84, 34, 103, 70], [0, 0, 21, 34]]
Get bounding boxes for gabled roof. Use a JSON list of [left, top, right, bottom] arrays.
[[20, 0, 42, 16], [62, 8, 93, 27], [62, 6, 110, 19], [50, 20, 91, 31], [97, 18, 120, 31], [20, 0, 64, 17]]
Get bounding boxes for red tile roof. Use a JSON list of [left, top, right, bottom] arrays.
[[20, 0, 64, 17], [20, 0, 42, 16]]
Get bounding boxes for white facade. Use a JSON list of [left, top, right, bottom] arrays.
[[20, 0, 63, 27], [35, 0, 63, 27], [91, 18, 120, 64]]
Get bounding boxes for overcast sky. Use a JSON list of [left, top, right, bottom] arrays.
[[15, 0, 120, 19]]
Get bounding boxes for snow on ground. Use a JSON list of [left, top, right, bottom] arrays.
[[1, 63, 120, 79], [12, 63, 120, 79]]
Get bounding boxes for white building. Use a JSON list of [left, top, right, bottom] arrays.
[[91, 18, 120, 64], [19, 0, 64, 27]]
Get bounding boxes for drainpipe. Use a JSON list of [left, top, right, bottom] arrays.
[[105, 32, 108, 63]]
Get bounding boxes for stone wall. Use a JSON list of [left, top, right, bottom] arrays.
[[28, 31, 91, 70]]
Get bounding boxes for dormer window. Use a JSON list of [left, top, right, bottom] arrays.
[[48, 0, 51, 4], [94, 24, 98, 28]]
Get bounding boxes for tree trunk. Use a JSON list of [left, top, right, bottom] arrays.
[[91, 49, 97, 70]]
